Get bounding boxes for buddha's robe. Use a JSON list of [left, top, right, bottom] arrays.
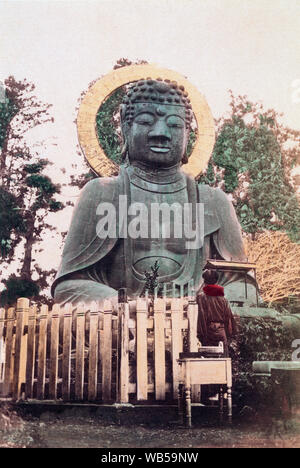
[[52, 166, 257, 305]]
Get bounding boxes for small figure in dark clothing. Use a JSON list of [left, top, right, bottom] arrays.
[[196, 269, 237, 356]]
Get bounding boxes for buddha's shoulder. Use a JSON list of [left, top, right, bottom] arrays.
[[81, 175, 119, 193], [78, 175, 120, 205], [82, 175, 119, 190], [198, 183, 231, 206]]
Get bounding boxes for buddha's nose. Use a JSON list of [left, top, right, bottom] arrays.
[[148, 120, 171, 141]]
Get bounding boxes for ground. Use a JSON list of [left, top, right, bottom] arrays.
[[0, 402, 300, 448]]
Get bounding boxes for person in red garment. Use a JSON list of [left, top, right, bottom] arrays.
[[197, 269, 237, 357]]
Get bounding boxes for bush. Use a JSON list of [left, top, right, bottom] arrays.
[[0, 276, 40, 307], [230, 316, 294, 409]]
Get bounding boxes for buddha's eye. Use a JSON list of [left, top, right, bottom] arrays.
[[166, 115, 184, 128], [134, 113, 155, 126]]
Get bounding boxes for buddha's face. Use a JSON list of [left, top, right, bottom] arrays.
[[125, 102, 188, 168]]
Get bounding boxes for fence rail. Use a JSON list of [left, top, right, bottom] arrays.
[[0, 292, 199, 404]]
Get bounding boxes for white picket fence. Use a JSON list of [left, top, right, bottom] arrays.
[[0, 295, 199, 403]]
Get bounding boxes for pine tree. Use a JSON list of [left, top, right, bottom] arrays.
[[0, 77, 64, 305]]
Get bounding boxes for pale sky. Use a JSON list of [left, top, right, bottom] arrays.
[[0, 0, 299, 289]]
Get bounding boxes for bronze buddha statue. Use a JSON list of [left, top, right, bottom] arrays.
[[52, 79, 257, 305]]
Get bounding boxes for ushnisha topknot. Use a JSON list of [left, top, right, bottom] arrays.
[[121, 78, 193, 129]]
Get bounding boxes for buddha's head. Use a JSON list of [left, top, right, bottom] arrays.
[[120, 78, 193, 169]]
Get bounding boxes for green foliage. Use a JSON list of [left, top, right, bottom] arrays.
[[237, 317, 293, 362], [0, 76, 64, 295], [24, 170, 62, 213], [210, 94, 300, 241], [140, 260, 160, 297], [25, 174, 58, 196], [198, 160, 217, 185], [186, 129, 197, 159], [205, 161, 216, 184], [223, 166, 238, 192], [23, 161, 48, 174], [0, 96, 19, 149], [231, 317, 294, 408], [48, 199, 64, 212], [96, 87, 125, 165], [0, 187, 24, 257], [0, 275, 40, 307]]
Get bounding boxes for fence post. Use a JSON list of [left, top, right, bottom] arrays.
[[171, 298, 183, 400], [62, 303, 72, 401], [75, 303, 85, 401], [154, 298, 166, 401], [37, 304, 48, 400], [187, 283, 201, 402], [101, 299, 113, 402], [187, 295, 198, 352], [49, 304, 60, 400], [88, 301, 99, 401], [0, 308, 5, 394], [12, 297, 29, 400], [136, 297, 148, 401], [25, 305, 37, 398], [118, 290, 129, 403], [3, 308, 15, 396]]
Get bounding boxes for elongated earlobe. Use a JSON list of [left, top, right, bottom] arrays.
[[121, 140, 128, 161], [182, 152, 188, 164]]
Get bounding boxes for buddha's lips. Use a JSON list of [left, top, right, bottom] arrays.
[[150, 146, 170, 153]]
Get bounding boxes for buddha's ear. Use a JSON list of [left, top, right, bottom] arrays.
[[120, 104, 127, 135], [120, 104, 129, 154], [120, 105, 129, 161], [121, 140, 128, 161], [181, 128, 190, 165]]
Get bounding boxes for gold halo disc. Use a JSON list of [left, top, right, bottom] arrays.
[[77, 64, 215, 178]]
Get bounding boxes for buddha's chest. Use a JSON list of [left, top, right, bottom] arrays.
[[128, 184, 189, 276]]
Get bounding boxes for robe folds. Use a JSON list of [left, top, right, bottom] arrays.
[[197, 285, 238, 354], [197, 288, 237, 357], [51, 165, 255, 303]]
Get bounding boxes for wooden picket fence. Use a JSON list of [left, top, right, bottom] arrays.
[[0, 294, 199, 404]]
